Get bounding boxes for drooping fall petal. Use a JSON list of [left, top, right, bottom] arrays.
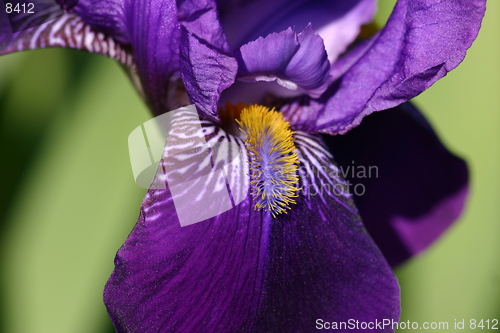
[[178, 0, 238, 121], [323, 102, 469, 266], [73, 0, 128, 44], [104, 110, 400, 332]]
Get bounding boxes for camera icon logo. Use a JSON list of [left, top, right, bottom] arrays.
[[128, 105, 248, 227]]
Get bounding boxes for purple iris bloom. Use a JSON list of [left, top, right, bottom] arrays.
[[0, 0, 486, 332]]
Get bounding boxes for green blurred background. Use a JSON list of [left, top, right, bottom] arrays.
[[0, 1, 498, 332]]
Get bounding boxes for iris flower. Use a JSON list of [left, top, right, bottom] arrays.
[[0, 0, 485, 332]]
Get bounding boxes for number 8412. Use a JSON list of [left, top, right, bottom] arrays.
[[6, 3, 35, 14]]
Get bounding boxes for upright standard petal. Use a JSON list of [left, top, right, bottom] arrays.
[[283, 0, 486, 134], [252, 132, 400, 331], [178, 0, 238, 121], [217, 0, 376, 63], [323, 103, 469, 266], [237, 26, 331, 98], [75, 0, 183, 114], [104, 110, 400, 332]]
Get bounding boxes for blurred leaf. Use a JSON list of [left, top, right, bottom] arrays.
[[1, 50, 150, 333]]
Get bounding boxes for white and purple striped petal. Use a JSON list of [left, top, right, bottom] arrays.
[[1, 0, 181, 115], [217, 0, 376, 63], [73, 0, 128, 44], [0, 13, 133, 66]]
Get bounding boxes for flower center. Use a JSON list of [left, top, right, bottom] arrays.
[[222, 103, 300, 217]]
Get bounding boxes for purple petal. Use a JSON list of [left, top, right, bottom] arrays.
[[322, 102, 469, 267], [238, 28, 299, 81], [178, 0, 238, 121], [237, 25, 331, 98], [217, 0, 376, 63], [1, 0, 180, 116], [73, 0, 128, 44], [105, 187, 270, 332], [76, 0, 182, 115], [283, 0, 486, 134], [104, 116, 400, 331], [0, 13, 133, 66], [124, 0, 181, 115], [257, 132, 400, 330]]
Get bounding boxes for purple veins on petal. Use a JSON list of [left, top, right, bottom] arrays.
[[323, 102, 469, 266], [104, 113, 401, 332], [282, 0, 486, 135], [237, 25, 331, 98]]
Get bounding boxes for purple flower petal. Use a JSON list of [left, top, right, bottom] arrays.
[[105, 187, 270, 332], [283, 0, 486, 134], [74, 0, 128, 44], [238, 28, 299, 82], [237, 25, 331, 98], [178, 0, 238, 121], [0, 13, 133, 66], [104, 116, 400, 331], [123, 0, 181, 115], [104, 114, 399, 332], [75, 0, 182, 115], [322, 102, 469, 267], [217, 0, 376, 63]]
